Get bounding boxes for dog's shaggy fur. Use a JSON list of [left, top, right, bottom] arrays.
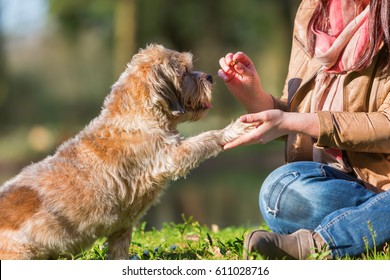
[[0, 44, 252, 259]]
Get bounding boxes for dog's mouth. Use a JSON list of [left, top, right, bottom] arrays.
[[185, 101, 212, 113], [197, 101, 213, 111]]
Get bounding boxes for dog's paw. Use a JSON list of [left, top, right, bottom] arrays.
[[222, 119, 255, 144]]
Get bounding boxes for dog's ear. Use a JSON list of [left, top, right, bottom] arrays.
[[163, 89, 186, 116], [148, 65, 186, 116]]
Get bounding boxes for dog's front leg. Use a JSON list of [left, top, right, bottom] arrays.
[[169, 119, 252, 178], [106, 227, 133, 260]]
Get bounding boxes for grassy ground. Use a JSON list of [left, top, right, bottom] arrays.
[[64, 216, 390, 260], [65, 216, 260, 260]]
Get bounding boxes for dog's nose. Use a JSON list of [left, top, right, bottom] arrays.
[[206, 74, 213, 84]]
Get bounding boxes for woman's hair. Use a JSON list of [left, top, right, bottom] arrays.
[[307, 0, 390, 71]]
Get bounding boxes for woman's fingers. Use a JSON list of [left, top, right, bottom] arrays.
[[217, 68, 229, 81], [223, 129, 262, 150], [219, 56, 230, 72], [218, 53, 238, 82], [224, 110, 287, 150], [240, 113, 265, 124], [219, 52, 253, 81], [219, 53, 234, 69]]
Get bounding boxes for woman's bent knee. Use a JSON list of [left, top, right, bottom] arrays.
[[258, 162, 375, 234], [259, 162, 326, 233]]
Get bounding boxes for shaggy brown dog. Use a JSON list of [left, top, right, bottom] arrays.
[[0, 44, 252, 259]]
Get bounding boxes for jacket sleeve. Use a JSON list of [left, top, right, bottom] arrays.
[[316, 96, 390, 153]]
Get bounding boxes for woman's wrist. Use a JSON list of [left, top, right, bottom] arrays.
[[282, 112, 320, 139], [240, 90, 275, 113]]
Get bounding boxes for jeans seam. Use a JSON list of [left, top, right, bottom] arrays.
[[316, 190, 390, 258], [265, 171, 299, 217], [364, 190, 390, 208], [316, 229, 338, 258], [320, 190, 390, 230]]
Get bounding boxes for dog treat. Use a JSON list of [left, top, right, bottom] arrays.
[[230, 60, 239, 67]]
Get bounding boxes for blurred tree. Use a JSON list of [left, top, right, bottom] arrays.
[[49, 0, 114, 41], [0, 2, 7, 116], [114, 0, 136, 76], [277, 0, 300, 42], [50, 0, 136, 77]]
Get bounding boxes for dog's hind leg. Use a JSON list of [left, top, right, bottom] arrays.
[[0, 249, 28, 260], [0, 237, 37, 260], [106, 227, 133, 260]]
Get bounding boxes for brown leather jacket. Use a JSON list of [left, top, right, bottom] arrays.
[[273, 0, 390, 192]]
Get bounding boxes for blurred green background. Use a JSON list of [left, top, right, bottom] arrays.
[[0, 0, 299, 229]]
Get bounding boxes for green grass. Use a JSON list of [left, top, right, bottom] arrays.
[[65, 216, 390, 260], [66, 215, 263, 260]]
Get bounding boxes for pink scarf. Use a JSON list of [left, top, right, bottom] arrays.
[[310, 0, 371, 172], [312, 0, 370, 73]]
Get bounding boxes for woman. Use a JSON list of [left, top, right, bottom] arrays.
[[218, 0, 390, 259]]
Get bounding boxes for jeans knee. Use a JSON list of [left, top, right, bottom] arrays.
[[258, 162, 324, 233], [259, 165, 300, 218]]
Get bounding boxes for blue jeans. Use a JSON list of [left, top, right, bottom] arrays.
[[259, 161, 390, 258]]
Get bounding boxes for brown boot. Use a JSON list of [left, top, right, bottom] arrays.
[[243, 229, 331, 260]]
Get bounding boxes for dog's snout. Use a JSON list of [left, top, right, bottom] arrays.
[[206, 74, 213, 84]]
